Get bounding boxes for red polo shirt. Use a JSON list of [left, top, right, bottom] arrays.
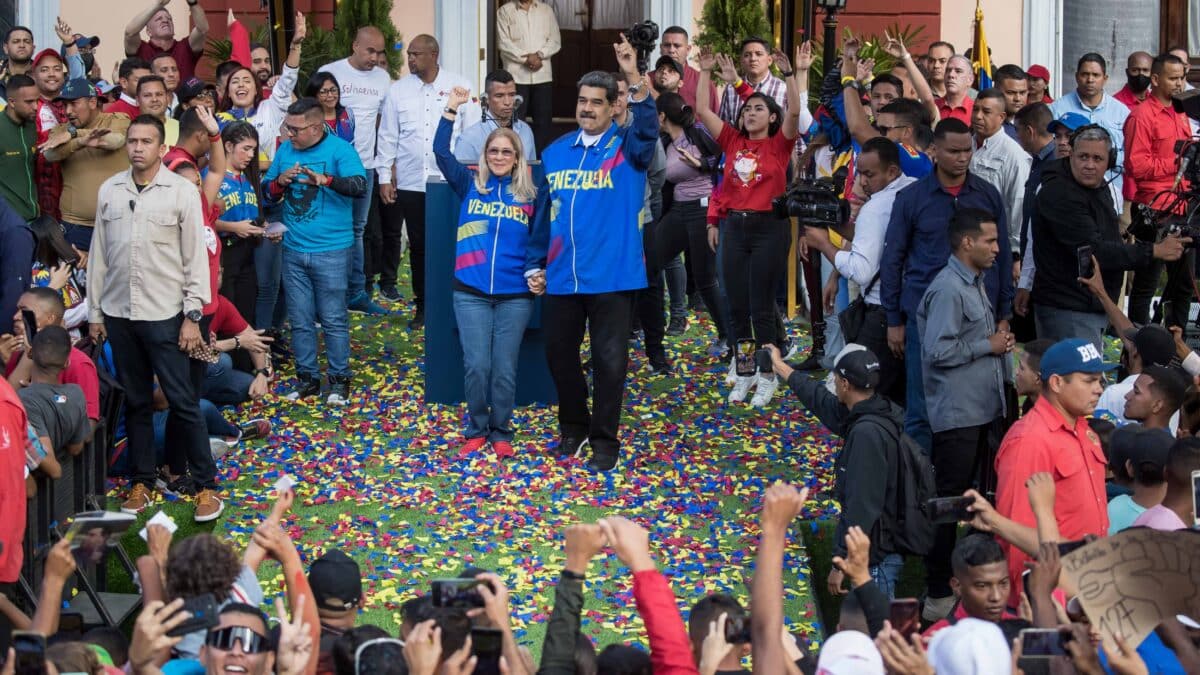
[[678, 66, 719, 114], [1113, 84, 1148, 110], [134, 38, 203, 83], [1123, 94, 1192, 210], [935, 95, 974, 125], [923, 601, 1020, 639], [993, 396, 1108, 608], [0, 378, 27, 582]]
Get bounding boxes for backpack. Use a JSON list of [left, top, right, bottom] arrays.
[[857, 413, 937, 557]]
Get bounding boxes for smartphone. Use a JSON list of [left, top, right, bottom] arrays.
[[20, 309, 36, 347], [12, 631, 46, 675], [888, 599, 920, 639], [1057, 539, 1090, 556], [735, 339, 757, 376], [1019, 628, 1070, 657], [1192, 470, 1200, 528], [57, 612, 84, 638], [724, 614, 752, 644], [166, 593, 220, 637], [1022, 569, 1033, 600], [470, 627, 503, 658], [430, 578, 486, 608], [1076, 244, 1094, 279], [926, 496, 975, 524]]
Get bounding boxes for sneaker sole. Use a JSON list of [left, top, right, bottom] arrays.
[[586, 454, 621, 472], [194, 504, 224, 523]]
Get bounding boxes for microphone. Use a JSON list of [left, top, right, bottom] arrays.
[[128, 199, 136, 212]]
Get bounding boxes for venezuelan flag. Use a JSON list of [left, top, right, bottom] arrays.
[[973, 0, 993, 90]]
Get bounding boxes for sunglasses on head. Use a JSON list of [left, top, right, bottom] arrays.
[[206, 625, 272, 654]]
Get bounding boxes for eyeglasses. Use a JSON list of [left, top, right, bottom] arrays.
[[317, 88, 339, 96], [873, 124, 909, 134], [284, 122, 319, 135], [354, 638, 406, 675], [205, 626, 272, 654], [486, 147, 516, 157]]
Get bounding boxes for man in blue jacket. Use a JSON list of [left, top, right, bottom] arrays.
[[526, 35, 658, 472], [879, 118, 1013, 455]]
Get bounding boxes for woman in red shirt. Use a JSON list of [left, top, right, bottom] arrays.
[[695, 44, 809, 407]]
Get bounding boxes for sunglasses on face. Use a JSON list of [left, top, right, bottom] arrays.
[[486, 147, 516, 157], [206, 626, 272, 654]]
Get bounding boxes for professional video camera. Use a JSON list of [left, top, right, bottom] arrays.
[[771, 177, 848, 228], [625, 20, 659, 73]]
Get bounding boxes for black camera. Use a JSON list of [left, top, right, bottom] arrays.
[[625, 20, 660, 74], [771, 177, 848, 228]]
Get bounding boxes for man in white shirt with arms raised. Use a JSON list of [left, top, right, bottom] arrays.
[[319, 26, 392, 316]]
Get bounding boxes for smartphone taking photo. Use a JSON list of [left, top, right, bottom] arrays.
[[926, 496, 974, 524], [1076, 244, 1094, 279]]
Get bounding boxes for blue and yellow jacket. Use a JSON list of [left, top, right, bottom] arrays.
[[434, 117, 547, 296], [527, 94, 659, 295]]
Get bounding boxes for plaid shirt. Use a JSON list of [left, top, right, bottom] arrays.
[[718, 74, 788, 125], [35, 99, 67, 221]]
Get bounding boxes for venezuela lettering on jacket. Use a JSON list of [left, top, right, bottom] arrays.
[[465, 199, 530, 224], [545, 169, 614, 191]]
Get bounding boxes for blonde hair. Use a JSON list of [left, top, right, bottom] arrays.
[[474, 128, 536, 203]]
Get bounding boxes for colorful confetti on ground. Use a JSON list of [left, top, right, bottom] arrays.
[[110, 290, 845, 653]]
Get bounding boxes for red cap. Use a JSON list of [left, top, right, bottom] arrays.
[[31, 48, 63, 67], [1026, 64, 1050, 82]]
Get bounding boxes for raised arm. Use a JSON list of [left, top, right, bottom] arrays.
[[839, 38, 881, 146], [433, 88, 476, 197], [1078, 256, 1134, 337], [752, 482, 808, 675], [196, 106, 224, 206], [774, 45, 805, 140], [880, 30, 939, 124], [188, 0, 210, 54], [538, 525, 606, 675], [124, 0, 168, 56], [694, 50, 725, 139]]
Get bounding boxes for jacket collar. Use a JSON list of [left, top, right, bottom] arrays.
[[571, 120, 618, 150]]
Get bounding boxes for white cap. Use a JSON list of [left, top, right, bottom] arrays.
[[815, 630, 884, 675], [926, 618, 1012, 675]]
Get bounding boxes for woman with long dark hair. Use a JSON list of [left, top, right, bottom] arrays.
[[28, 215, 86, 330], [304, 72, 355, 144], [434, 86, 547, 459], [211, 121, 266, 323], [695, 43, 810, 408], [654, 92, 728, 352]]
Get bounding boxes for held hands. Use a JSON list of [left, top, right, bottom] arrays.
[[447, 86, 471, 111], [526, 270, 546, 295]]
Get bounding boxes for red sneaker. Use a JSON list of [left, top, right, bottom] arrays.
[[493, 441, 515, 458], [456, 437, 488, 458]]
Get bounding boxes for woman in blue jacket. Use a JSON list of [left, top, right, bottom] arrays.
[[435, 86, 548, 459]]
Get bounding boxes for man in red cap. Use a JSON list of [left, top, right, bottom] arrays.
[[1026, 64, 1053, 103], [30, 36, 81, 221]]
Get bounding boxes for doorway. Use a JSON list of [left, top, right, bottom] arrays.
[[546, 1, 647, 122]]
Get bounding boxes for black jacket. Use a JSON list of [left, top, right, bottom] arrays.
[[0, 197, 32, 335], [786, 373, 901, 565], [1031, 158, 1152, 314]]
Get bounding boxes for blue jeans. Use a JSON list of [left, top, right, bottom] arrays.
[[663, 254, 686, 321], [904, 314, 932, 453], [869, 553, 904, 600], [1034, 304, 1108, 355], [153, 399, 240, 457], [203, 352, 254, 406], [61, 221, 94, 251], [255, 237, 287, 330], [348, 181, 373, 300], [283, 246, 352, 379], [453, 291, 533, 442]]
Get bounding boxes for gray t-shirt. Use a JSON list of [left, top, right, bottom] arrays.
[[19, 382, 87, 458]]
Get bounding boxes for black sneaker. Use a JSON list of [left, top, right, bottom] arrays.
[[407, 308, 425, 330], [378, 286, 402, 302], [648, 359, 672, 376], [327, 376, 351, 406], [286, 377, 322, 401], [586, 452, 619, 472], [666, 317, 687, 336], [687, 292, 703, 311], [156, 468, 195, 497], [553, 435, 589, 459]]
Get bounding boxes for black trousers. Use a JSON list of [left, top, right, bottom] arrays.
[[543, 291, 635, 458], [659, 199, 727, 340], [381, 189, 426, 308], [721, 212, 790, 357], [219, 238, 258, 324], [166, 314, 212, 481], [106, 314, 214, 490], [364, 188, 384, 291], [924, 421, 996, 597], [635, 220, 667, 365], [1129, 253, 1194, 327], [516, 82, 553, 149], [850, 303, 904, 406]]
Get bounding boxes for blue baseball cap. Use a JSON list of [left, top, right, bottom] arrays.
[[55, 78, 96, 101], [1047, 112, 1090, 135], [1040, 338, 1118, 379]]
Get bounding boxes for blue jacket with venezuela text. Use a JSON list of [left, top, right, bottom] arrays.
[[527, 93, 659, 295], [434, 117, 547, 296]]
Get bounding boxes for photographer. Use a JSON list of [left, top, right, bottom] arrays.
[[804, 138, 914, 405], [1030, 125, 1187, 350], [1124, 53, 1193, 328], [766, 343, 906, 598]]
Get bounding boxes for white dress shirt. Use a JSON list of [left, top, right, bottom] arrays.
[[374, 69, 479, 192], [496, 1, 562, 86], [835, 174, 916, 305], [969, 129, 1031, 253]]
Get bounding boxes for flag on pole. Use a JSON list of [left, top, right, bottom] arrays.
[[973, 0, 993, 90]]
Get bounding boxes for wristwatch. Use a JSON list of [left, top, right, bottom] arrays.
[[67, 124, 77, 138], [185, 309, 202, 323], [253, 367, 271, 378], [186, 0, 199, 6]]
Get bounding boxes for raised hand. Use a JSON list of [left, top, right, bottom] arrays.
[[794, 41, 814, 71], [613, 33, 638, 75], [715, 53, 738, 83], [447, 86, 472, 111], [564, 523, 607, 573], [857, 58, 876, 82], [291, 11, 306, 44], [831, 525, 872, 589], [761, 481, 808, 534], [129, 599, 188, 671], [195, 105, 219, 137], [55, 17, 73, 46], [699, 614, 734, 675], [274, 594, 313, 675], [881, 29, 909, 60], [597, 515, 654, 572], [771, 48, 792, 74], [697, 48, 717, 72], [842, 36, 861, 61]]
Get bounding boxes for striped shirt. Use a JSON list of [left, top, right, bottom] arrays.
[[718, 74, 788, 124]]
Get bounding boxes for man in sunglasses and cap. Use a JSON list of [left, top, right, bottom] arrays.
[[201, 603, 278, 675]]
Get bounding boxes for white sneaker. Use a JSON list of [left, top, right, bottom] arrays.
[[209, 437, 231, 460], [728, 374, 756, 403], [326, 391, 350, 406], [750, 373, 778, 407], [725, 357, 738, 386]]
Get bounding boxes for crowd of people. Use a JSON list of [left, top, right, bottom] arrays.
[[1, 0, 1200, 672]]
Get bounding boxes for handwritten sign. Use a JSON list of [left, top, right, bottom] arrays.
[[1060, 527, 1200, 647]]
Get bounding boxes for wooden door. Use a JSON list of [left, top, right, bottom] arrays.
[[548, 0, 644, 122]]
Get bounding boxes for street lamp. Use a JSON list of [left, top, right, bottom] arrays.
[[814, 0, 847, 73]]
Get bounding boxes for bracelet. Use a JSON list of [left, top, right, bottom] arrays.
[[208, 133, 221, 142], [186, 0, 198, 6], [779, 70, 794, 78], [733, 78, 744, 88], [233, 335, 241, 349], [444, 107, 457, 115], [840, 75, 856, 85]]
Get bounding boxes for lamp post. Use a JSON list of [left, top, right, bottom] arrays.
[[814, 0, 847, 74]]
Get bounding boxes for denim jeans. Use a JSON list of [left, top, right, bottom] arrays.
[[203, 352, 254, 406], [1033, 304, 1109, 355], [154, 398, 240, 453], [348, 181, 373, 301], [904, 314, 932, 453], [721, 212, 790, 358], [452, 291, 533, 442], [663, 254, 686, 321], [61, 221, 94, 251], [282, 246, 352, 379], [869, 553, 905, 600], [255, 237, 287, 330]]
